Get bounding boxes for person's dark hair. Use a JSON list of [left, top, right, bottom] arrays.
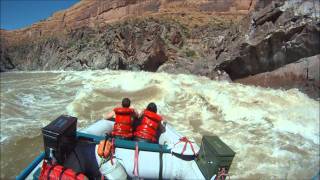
[[122, 98, 131, 108], [146, 102, 157, 113]]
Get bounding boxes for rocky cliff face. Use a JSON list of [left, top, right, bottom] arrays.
[[0, 0, 257, 72], [1, 0, 319, 98], [215, 1, 320, 80], [1, 0, 256, 45], [236, 55, 320, 99]]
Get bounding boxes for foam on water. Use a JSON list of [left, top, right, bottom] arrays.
[[0, 70, 319, 179], [0, 135, 8, 143]]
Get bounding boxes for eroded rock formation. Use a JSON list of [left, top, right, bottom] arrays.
[[215, 1, 320, 80], [1, 0, 257, 45], [236, 55, 320, 99]]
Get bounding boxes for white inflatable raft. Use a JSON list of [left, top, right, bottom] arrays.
[[82, 119, 203, 179], [18, 118, 235, 180]]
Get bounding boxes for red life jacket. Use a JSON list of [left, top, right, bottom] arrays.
[[112, 107, 135, 138], [39, 161, 88, 180], [134, 110, 162, 142]]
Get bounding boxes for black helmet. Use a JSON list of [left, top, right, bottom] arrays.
[[122, 98, 131, 108], [146, 102, 157, 113]]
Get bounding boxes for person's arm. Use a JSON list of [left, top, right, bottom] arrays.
[[103, 111, 115, 120], [159, 121, 166, 134], [131, 108, 140, 130], [134, 109, 140, 119], [130, 106, 139, 119]]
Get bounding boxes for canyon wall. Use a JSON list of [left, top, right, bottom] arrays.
[[1, 0, 319, 98], [1, 0, 257, 45]]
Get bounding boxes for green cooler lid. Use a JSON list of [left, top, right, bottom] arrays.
[[203, 136, 235, 157]]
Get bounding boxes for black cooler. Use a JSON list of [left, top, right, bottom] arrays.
[[196, 136, 235, 180], [42, 115, 77, 164]]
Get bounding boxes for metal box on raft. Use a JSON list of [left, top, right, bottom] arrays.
[[196, 136, 236, 180], [42, 115, 77, 164]]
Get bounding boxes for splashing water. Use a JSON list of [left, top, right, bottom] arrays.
[[0, 70, 319, 179]]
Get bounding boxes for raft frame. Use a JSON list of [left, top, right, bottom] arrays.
[[16, 131, 171, 180]]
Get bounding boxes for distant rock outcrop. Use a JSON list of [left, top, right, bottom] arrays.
[[236, 54, 320, 99]]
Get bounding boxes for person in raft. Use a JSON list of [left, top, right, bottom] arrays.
[[134, 102, 165, 143], [104, 98, 139, 140]]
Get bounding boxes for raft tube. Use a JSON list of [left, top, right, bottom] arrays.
[[19, 119, 231, 180]]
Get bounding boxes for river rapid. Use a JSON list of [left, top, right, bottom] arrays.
[[0, 70, 319, 179]]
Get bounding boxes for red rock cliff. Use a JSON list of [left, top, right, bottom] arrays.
[[1, 0, 257, 44]]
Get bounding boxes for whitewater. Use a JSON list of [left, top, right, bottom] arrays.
[[0, 70, 319, 179]]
